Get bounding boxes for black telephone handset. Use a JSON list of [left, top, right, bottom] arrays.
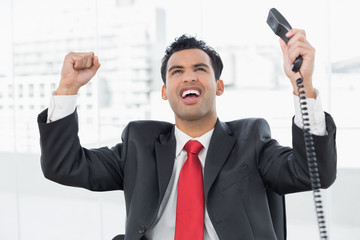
[[267, 8, 329, 240], [267, 8, 303, 72]]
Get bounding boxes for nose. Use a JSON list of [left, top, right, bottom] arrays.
[[183, 70, 197, 83]]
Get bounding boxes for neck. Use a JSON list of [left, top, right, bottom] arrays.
[[175, 112, 217, 138]]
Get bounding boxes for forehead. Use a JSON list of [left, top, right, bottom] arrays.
[[167, 49, 212, 69]]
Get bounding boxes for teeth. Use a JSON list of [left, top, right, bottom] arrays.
[[182, 89, 200, 98]]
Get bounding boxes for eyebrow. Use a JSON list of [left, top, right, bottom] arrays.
[[193, 63, 210, 69], [167, 63, 210, 73], [168, 65, 184, 73]]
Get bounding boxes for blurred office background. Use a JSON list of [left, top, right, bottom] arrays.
[[0, 0, 359, 239]]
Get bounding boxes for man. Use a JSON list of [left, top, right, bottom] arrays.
[[38, 29, 337, 240]]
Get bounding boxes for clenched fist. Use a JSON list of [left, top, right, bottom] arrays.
[[56, 52, 101, 95]]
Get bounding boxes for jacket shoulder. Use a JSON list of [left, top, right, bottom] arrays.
[[124, 120, 174, 140], [127, 120, 173, 131], [221, 118, 271, 139], [224, 118, 269, 130]]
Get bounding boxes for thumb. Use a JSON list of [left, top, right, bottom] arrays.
[[279, 38, 292, 69], [91, 56, 101, 72], [279, 38, 288, 57]]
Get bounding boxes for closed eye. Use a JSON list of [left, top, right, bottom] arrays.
[[195, 67, 207, 72], [193, 63, 210, 73], [171, 69, 183, 75]]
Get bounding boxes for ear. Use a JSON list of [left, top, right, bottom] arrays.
[[216, 79, 224, 96], [161, 85, 168, 100]]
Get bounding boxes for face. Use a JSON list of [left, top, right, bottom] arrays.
[[162, 49, 224, 123]]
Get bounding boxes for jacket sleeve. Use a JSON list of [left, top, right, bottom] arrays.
[[257, 112, 337, 195], [37, 109, 127, 191]]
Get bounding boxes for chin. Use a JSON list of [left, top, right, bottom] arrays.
[[177, 110, 210, 122]]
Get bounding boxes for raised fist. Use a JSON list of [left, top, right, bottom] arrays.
[[56, 52, 101, 95]]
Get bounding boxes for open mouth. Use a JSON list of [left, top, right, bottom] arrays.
[[182, 89, 200, 98], [180, 86, 202, 104]]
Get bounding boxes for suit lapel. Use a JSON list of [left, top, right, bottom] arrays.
[[204, 120, 236, 198], [154, 127, 176, 206], [153, 120, 236, 205]]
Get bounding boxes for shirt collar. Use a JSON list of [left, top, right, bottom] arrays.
[[174, 126, 214, 157]]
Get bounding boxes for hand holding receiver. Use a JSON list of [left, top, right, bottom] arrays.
[[279, 29, 316, 98], [56, 52, 101, 95], [266, 8, 303, 72], [267, 8, 315, 98]]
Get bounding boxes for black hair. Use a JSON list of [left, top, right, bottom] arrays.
[[160, 34, 223, 84]]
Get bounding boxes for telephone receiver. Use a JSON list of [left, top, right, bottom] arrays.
[[266, 8, 329, 240], [266, 8, 302, 72]]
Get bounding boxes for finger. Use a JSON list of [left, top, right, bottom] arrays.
[[288, 34, 306, 48], [287, 41, 304, 63], [288, 50, 301, 65], [91, 56, 101, 72], [285, 28, 306, 39], [73, 55, 85, 70], [73, 53, 94, 70], [279, 38, 288, 55], [288, 41, 314, 63], [279, 38, 292, 66], [85, 52, 95, 68]]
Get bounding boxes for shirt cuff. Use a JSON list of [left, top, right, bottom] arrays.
[[47, 91, 77, 123], [293, 89, 327, 136]]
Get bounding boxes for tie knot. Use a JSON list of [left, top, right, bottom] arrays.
[[184, 140, 203, 156]]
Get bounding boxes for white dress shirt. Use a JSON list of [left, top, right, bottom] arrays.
[[46, 90, 327, 239], [145, 127, 219, 240]]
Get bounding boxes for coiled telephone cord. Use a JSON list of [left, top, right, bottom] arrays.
[[296, 71, 328, 240]]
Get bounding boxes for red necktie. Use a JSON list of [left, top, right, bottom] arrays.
[[175, 140, 204, 240]]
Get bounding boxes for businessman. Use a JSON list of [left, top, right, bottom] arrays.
[[38, 29, 337, 240]]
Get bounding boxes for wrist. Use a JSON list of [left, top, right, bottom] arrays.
[[291, 75, 316, 98], [55, 85, 79, 95], [292, 85, 316, 99]]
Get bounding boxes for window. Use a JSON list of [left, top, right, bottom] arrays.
[[18, 84, 23, 98], [29, 84, 34, 97], [1, 1, 358, 239], [8, 84, 13, 98], [40, 83, 45, 97]]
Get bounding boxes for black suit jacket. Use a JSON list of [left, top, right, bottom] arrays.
[[37, 110, 337, 240]]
